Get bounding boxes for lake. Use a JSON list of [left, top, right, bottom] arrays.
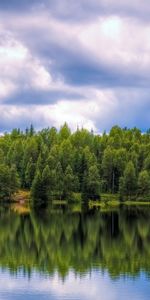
[[1, 204, 150, 300]]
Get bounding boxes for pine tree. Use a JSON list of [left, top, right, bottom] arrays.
[[86, 165, 100, 200], [31, 170, 43, 201], [102, 146, 114, 192], [41, 165, 52, 200], [9, 165, 20, 195], [55, 162, 64, 199], [59, 123, 71, 141], [138, 170, 150, 196], [119, 176, 125, 201], [0, 164, 20, 199], [0, 164, 10, 199], [122, 161, 137, 198], [25, 158, 36, 188], [29, 124, 35, 136], [63, 165, 74, 198]]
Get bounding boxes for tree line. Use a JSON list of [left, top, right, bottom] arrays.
[[1, 123, 150, 201]]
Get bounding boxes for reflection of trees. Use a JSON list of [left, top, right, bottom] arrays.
[[0, 208, 150, 278]]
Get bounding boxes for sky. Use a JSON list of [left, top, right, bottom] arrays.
[[1, 0, 150, 132]]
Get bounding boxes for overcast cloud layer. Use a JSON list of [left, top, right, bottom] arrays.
[[1, 0, 150, 132]]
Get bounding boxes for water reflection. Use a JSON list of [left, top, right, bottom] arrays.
[[0, 206, 150, 278], [1, 270, 150, 300], [1, 205, 150, 299]]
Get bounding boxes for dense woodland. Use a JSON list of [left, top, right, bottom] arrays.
[[1, 123, 150, 202]]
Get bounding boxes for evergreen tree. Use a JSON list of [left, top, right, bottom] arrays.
[[41, 165, 52, 200], [9, 165, 20, 195], [59, 139, 73, 170], [86, 165, 100, 200], [59, 123, 71, 141], [29, 124, 35, 136], [122, 161, 137, 198], [48, 127, 57, 148], [0, 149, 4, 164], [102, 146, 114, 192], [31, 171, 43, 201], [0, 164, 19, 199], [119, 177, 125, 201], [25, 158, 36, 188], [0, 164, 11, 199], [2, 124, 150, 203], [63, 165, 74, 198], [144, 154, 150, 172], [138, 170, 150, 196], [55, 162, 64, 199]]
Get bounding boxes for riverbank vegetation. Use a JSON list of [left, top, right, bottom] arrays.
[[1, 124, 150, 203]]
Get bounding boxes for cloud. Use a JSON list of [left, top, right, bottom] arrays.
[[1, 0, 150, 22], [1, 87, 150, 133], [0, 30, 52, 99], [4, 13, 150, 89], [0, 29, 85, 107]]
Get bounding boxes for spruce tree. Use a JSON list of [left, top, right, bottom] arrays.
[[31, 170, 43, 201], [86, 165, 100, 200], [55, 162, 64, 199], [138, 170, 150, 196], [122, 161, 137, 198], [63, 165, 74, 198], [9, 165, 20, 196], [41, 165, 52, 200]]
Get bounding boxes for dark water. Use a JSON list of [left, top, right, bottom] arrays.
[[1, 205, 150, 299]]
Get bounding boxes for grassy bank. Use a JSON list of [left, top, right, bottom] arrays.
[[89, 193, 150, 209], [13, 190, 150, 208]]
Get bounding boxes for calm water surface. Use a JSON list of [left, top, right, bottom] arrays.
[[1, 205, 150, 300]]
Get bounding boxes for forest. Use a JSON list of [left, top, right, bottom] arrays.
[[1, 123, 150, 203]]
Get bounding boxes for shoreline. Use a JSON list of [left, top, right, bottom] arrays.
[[11, 190, 150, 208]]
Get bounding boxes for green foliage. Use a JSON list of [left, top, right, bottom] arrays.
[[41, 165, 52, 199], [119, 177, 125, 200], [138, 170, 150, 195], [119, 161, 137, 198], [25, 158, 36, 188], [0, 164, 11, 199], [1, 124, 150, 202], [59, 123, 71, 141], [102, 146, 114, 192], [55, 162, 64, 199], [0, 164, 20, 199], [31, 171, 43, 201], [31, 165, 55, 203], [85, 164, 100, 200], [63, 165, 75, 198]]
